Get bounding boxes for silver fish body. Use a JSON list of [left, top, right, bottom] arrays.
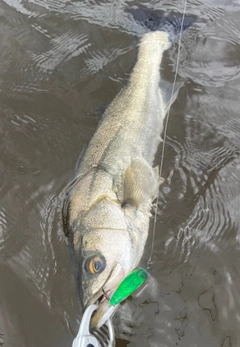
[[63, 10, 195, 326], [64, 31, 170, 328], [69, 31, 169, 219]]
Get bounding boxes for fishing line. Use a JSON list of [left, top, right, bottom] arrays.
[[147, 0, 188, 269]]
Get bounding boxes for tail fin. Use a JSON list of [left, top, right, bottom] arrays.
[[129, 6, 197, 43]]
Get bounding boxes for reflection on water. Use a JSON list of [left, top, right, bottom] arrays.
[[0, 0, 240, 346]]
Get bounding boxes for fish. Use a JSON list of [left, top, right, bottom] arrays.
[[63, 7, 196, 329]]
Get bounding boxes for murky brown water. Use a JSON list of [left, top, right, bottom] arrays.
[[1, 0, 240, 346]]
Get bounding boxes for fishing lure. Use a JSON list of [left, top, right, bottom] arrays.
[[72, 304, 115, 347], [110, 268, 148, 306], [72, 268, 147, 347]]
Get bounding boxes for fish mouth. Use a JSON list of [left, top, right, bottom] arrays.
[[87, 263, 125, 329]]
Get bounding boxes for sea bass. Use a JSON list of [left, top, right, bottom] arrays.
[[63, 8, 196, 328]]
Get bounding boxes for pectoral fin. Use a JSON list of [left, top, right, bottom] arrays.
[[123, 159, 162, 207]]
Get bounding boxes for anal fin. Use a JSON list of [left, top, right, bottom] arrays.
[[159, 79, 184, 114]]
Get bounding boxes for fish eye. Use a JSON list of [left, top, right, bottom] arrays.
[[84, 255, 106, 275]]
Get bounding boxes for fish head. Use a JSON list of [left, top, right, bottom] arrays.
[[80, 227, 138, 329], [75, 198, 145, 329]]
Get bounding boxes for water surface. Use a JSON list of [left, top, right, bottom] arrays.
[[0, 0, 240, 346]]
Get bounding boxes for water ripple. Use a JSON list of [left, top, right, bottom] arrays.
[[3, 0, 37, 17], [0, 208, 8, 253], [82, 43, 135, 75], [182, 12, 240, 86], [31, 33, 91, 72]]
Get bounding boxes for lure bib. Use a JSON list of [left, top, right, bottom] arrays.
[[110, 268, 148, 306]]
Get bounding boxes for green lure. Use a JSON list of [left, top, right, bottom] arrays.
[[110, 268, 148, 306]]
